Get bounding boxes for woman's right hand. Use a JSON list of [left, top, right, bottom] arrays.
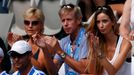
[[7, 32, 22, 47], [89, 33, 104, 59], [128, 30, 134, 40]]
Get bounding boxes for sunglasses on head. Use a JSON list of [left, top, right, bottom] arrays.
[[96, 6, 109, 11], [61, 4, 75, 9], [24, 20, 40, 26]]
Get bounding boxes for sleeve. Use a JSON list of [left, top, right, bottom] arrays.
[[79, 36, 89, 59], [54, 39, 64, 63]]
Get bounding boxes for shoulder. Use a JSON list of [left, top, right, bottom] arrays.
[[31, 67, 45, 75], [0, 71, 9, 75], [12, 71, 19, 75], [120, 36, 132, 52], [59, 36, 70, 45], [60, 35, 69, 41]]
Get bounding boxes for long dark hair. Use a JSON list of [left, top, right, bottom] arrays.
[[86, 5, 118, 75]]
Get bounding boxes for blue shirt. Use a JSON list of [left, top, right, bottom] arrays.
[[12, 66, 45, 75], [55, 27, 88, 75], [0, 71, 9, 75]]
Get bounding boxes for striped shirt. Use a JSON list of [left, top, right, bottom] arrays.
[[0, 71, 9, 75], [12, 66, 45, 75]]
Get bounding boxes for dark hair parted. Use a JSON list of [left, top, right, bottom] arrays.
[[86, 5, 119, 75]]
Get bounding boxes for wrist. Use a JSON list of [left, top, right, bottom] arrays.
[[97, 51, 105, 59], [57, 50, 66, 59], [59, 52, 66, 59]]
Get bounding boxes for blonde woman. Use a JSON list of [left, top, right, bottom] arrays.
[[7, 8, 58, 75]]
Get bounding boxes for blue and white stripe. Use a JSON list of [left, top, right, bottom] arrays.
[[0, 71, 9, 75], [12, 66, 45, 75]]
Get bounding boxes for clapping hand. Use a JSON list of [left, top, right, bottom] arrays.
[[7, 32, 22, 47], [32, 33, 60, 55], [128, 30, 134, 40], [89, 33, 102, 58], [32, 33, 48, 49]]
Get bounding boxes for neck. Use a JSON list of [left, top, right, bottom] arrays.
[[70, 26, 81, 44], [28, 38, 35, 44], [104, 32, 117, 44], [19, 63, 32, 75]]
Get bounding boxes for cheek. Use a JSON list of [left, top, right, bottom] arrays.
[[106, 22, 113, 29], [24, 26, 28, 31], [38, 25, 44, 31]]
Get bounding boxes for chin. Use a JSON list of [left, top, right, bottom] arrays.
[[27, 33, 34, 36], [65, 31, 71, 34], [15, 65, 21, 69]]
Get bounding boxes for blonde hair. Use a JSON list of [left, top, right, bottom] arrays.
[[59, 4, 82, 19], [23, 7, 45, 23], [23, 7, 45, 33]]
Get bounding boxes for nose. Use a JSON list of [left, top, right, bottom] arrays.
[[63, 20, 68, 27], [99, 22, 104, 28], [29, 22, 33, 27], [13, 57, 19, 62]]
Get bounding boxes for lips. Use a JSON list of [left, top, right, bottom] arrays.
[[27, 29, 34, 31], [27, 30, 35, 33], [14, 63, 21, 68]]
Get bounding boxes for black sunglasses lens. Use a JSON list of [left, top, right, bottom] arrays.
[[24, 20, 30, 25], [10, 53, 23, 58], [24, 20, 40, 26], [32, 21, 40, 26]]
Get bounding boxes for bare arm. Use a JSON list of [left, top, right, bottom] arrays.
[[112, 38, 131, 72], [55, 48, 88, 74], [32, 34, 58, 75], [41, 48, 58, 75], [109, 4, 124, 17], [119, 0, 131, 39], [90, 34, 131, 75]]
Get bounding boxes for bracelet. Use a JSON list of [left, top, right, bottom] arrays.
[[97, 51, 104, 59], [60, 52, 66, 59]]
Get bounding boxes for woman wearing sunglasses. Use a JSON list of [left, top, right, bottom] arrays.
[[82, 5, 131, 75], [7, 8, 58, 75]]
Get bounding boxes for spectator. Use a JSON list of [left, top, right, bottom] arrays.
[[83, 5, 131, 75], [7, 7, 58, 75], [119, 0, 134, 74], [0, 37, 11, 73], [32, 3, 88, 75], [0, 48, 9, 75], [8, 40, 45, 75], [119, 0, 133, 41]]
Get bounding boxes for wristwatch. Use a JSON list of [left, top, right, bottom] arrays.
[[60, 52, 66, 59]]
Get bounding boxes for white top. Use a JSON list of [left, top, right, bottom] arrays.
[[103, 36, 131, 75], [130, 0, 134, 29]]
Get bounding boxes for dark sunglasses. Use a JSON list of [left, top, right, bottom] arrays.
[[24, 20, 40, 26], [61, 4, 75, 9], [9, 51, 31, 58]]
